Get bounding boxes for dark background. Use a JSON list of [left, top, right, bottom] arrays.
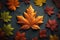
[[0, 0, 60, 40]]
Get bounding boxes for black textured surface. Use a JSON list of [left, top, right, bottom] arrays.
[[0, 0, 60, 40]]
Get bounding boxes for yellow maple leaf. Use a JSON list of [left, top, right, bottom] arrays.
[[34, 0, 46, 6], [7, 0, 20, 11], [17, 5, 44, 30], [50, 34, 59, 40]]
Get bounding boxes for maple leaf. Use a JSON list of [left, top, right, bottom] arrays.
[[23, 0, 30, 4], [57, 10, 60, 19], [0, 28, 8, 40], [0, 11, 12, 22], [17, 5, 44, 30], [32, 37, 38, 40], [49, 34, 59, 40], [40, 30, 47, 38], [53, 0, 60, 8], [0, 2, 2, 9], [0, 28, 5, 37], [44, 6, 54, 16], [7, 0, 20, 11], [2, 24, 14, 36], [15, 31, 26, 40], [34, 0, 46, 6], [57, 13, 60, 19], [46, 19, 58, 31]]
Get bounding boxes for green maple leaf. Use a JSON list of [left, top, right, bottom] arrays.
[[2, 24, 14, 36], [0, 11, 12, 22]]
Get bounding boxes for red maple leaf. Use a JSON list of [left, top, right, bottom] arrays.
[[44, 6, 54, 16], [40, 30, 47, 38], [0, 2, 2, 9], [57, 10, 60, 19], [46, 19, 58, 31], [15, 31, 26, 40], [0, 28, 8, 40], [0, 29, 5, 37], [57, 13, 60, 19], [32, 37, 38, 40], [23, 0, 30, 4], [53, 0, 60, 8]]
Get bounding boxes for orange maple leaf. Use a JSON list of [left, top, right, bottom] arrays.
[[17, 5, 44, 30], [7, 0, 20, 11]]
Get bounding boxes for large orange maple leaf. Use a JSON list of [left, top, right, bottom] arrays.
[[17, 5, 44, 30], [7, 0, 20, 11]]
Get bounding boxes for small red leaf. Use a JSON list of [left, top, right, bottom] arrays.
[[53, 0, 60, 8], [46, 19, 58, 31], [0, 28, 5, 37], [32, 37, 38, 40], [57, 10, 60, 19], [0, 28, 8, 40], [15, 31, 26, 40], [57, 13, 60, 18], [40, 30, 47, 38], [44, 6, 54, 16], [0, 2, 2, 9], [23, 0, 30, 4]]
